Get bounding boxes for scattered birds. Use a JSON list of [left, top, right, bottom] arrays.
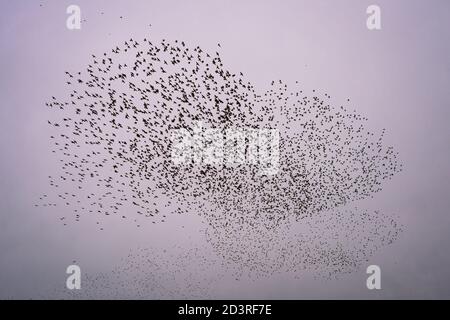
[[37, 37, 402, 283], [46, 243, 225, 299]]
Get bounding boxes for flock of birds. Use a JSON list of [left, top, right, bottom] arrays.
[[37, 37, 402, 297], [48, 206, 401, 299], [49, 243, 225, 299]]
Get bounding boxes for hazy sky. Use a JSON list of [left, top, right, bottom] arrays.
[[0, 0, 449, 299]]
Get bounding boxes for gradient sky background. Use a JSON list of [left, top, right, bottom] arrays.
[[0, 0, 449, 299]]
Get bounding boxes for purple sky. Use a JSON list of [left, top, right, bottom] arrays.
[[0, 0, 449, 299]]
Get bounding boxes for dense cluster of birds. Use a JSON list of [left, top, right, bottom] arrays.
[[37, 37, 402, 286], [206, 207, 402, 279]]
